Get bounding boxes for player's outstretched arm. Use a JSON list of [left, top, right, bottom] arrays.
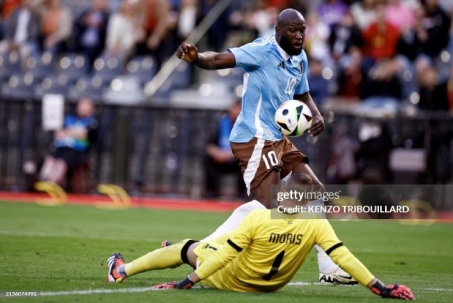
[[325, 242, 415, 300], [368, 279, 415, 300], [176, 42, 236, 70]]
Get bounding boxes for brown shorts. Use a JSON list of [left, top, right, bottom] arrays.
[[231, 137, 308, 195]]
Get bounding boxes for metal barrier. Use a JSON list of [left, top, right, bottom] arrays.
[[0, 98, 223, 196], [0, 97, 452, 208]]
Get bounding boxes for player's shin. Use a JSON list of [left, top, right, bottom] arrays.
[[124, 239, 197, 276], [315, 244, 339, 274], [315, 244, 357, 285]]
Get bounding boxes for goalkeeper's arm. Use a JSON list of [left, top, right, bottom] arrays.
[[329, 244, 415, 300]]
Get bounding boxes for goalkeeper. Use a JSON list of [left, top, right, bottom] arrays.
[[106, 173, 414, 299]]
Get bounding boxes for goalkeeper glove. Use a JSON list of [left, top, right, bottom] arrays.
[[152, 281, 177, 289], [176, 276, 195, 289], [371, 280, 415, 300]]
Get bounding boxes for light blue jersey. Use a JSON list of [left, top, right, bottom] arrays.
[[228, 35, 309, 143]]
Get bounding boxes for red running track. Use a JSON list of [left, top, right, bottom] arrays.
[[0, 191, 241, 212]]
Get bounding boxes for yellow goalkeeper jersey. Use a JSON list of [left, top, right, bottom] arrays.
[[194, 209, 374, 292]]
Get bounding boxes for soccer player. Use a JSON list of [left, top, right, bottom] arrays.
[[176, 8, 350, 284], [106, 173, 414, 300]]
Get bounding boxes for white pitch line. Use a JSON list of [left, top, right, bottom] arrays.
[[1, 283, 451, 298]]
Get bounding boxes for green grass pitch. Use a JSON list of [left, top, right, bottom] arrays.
[[0, 201, 452, 302]]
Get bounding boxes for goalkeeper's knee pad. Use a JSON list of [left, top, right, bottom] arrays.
[[172, 239, 198, 265]]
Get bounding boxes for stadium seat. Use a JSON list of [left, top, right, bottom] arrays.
[[24, 52, 56, 82], [103, 75, 144, 104], [200, 67, 243, 90], [92, 53, 126, 85], [57, 53, 89, 84], [168, 61, 191, 89], [1, 72, 38, 100], [35, 75, 72, 97], [68, 75, 106, 103], [125, 56, 157, 86], [0, 50, 22, 82]]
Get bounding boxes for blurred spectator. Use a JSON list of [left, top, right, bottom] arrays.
[[350, 0, 377, 31], [361, 4, 400, 63], [327, 120, 359, 184], [1, 0, 21, 17], [267, 0, 288, 10], [176, 0, 197, 42], [199, 0, 234, 51], [105, 0, 138, 59], [0, 0, 40, 59], [305, 11, 330, 61], [244, 0, 279, 38], [73, 0, 110, 69], [0, 0, 22, 40], [359, 59, 403, 116], [396, 4, 426, 62], [135, 0, 173, 68], [308, 57, 330, 106], [384, 0, 415, 32], [417, 65, 450, 111], [317, 0, 348, 29], [448, 65, 453, 112], [419, 0, 451, 59], [281, 0, 308, 15], [203, 100, 245, 199], [336, 46, 363, 101], [355, 120, 393, 183], [328, 12, 363, 62], [64, 0, 91, 21], [39, 0, 72, 56], [39, 98, 98, 187], [438, 0, 453, 12]]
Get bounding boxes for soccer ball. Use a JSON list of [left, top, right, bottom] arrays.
[[274, 100, 312, 137]]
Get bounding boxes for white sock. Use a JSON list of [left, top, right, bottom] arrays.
[[315, 244, 341, 274], [202, 200, 266, 242]]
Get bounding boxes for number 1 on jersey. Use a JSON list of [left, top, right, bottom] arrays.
[[263, 251, 285, 281]]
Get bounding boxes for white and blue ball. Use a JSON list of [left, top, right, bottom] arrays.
[[274, 100, 312, 137]]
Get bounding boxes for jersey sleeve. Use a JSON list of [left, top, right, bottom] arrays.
[[228, 41, 267, 68], [194, 211, 257, 280], [315, 220, 375, 286]]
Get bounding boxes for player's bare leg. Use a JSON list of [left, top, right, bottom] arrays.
[[292, 162, 357, 285], [291, 162, 324, 192], [250, 168, 281, 208]]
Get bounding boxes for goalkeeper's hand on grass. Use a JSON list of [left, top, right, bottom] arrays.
[[371, 281, 415, 300], [152, 276, 194, 290], [176, 276, 195, 289], [152, 281, 177, 289]]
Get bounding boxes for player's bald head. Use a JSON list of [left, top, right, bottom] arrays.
[[275, 9, 306, 56], [277, 9, 305, 27]]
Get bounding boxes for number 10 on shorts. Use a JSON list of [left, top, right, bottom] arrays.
[[262, 151, 279, 170]]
